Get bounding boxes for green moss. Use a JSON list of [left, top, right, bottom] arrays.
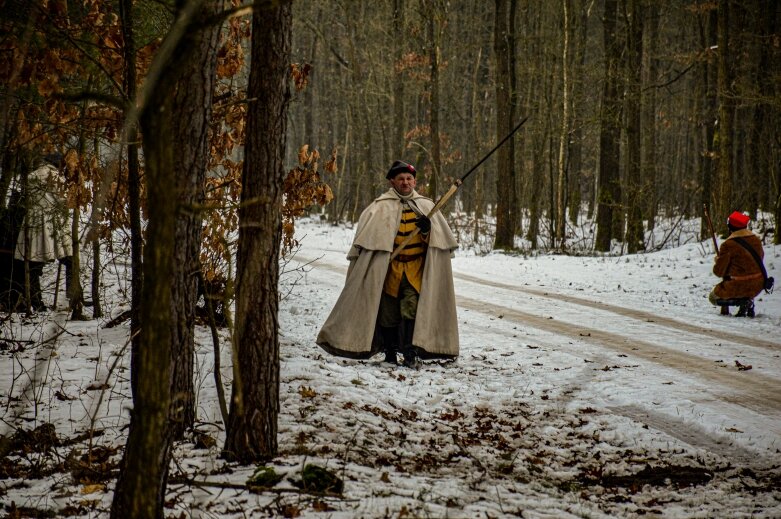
[[247, 466, 283, 488], [291, 464, 344, 494]]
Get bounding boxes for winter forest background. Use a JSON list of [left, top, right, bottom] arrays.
[[1, 0, 780, 518]]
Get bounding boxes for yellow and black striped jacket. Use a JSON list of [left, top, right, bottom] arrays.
[[384, 205, 428, 297]]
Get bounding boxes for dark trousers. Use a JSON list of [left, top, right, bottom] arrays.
[[377, 274, 419, 328]]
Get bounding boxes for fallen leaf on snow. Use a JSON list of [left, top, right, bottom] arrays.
[[81, 484, 105, 494]]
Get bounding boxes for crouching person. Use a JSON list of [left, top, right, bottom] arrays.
[[317, 160, 459, 368], [709, 211, 766, 317]]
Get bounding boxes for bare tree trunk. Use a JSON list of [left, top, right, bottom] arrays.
[[527, 127, 547, 249], [568, 0, 589, 226], [525, 5, 548, 250], [110, 92, 176, 515], [111, 1, 224, 515], [119, 0, 143, 399], [168, 0, 225, 440], [595, 0, 622, 252], [90, 137, 102, 318], [625, 0, 644, 253], [770, 8, 781, 244], [470, 48, 483, 241], [555, 0, 570, 248], [642, 1, 658, 231], [223, 0, 291, 463], [698, 7, 718, 241], [70, 99, 88, 320], [427, 0, 441, 198], [716, 0, 734, 230], [493, 0, 515, 249], [508, 0, 520, 238], [392, 0, 405, 158], [111, 60, 178, 519]]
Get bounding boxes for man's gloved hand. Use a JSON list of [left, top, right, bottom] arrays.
[[415, 215, 431, 234]]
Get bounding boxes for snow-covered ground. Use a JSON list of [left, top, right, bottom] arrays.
[[2, 216, 780, 518]]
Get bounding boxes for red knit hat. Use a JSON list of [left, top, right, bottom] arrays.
[[727, 211, 750, 229]]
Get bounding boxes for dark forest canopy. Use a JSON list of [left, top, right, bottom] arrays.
[[1, 0, 779, 257], [288, 0, 780, 250]]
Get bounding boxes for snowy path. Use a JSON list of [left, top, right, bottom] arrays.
[[455, 271, 781, 352], [274, 240, 781, 517], [3, 220, 779, 518], [294, 250, 781, 466]]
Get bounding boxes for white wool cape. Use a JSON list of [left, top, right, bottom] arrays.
[[14, 165, 73, 263], [317, 189, 459, 359]]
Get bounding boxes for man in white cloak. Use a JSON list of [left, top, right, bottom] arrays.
[[14, 155, 73, 311], [317, 160, 459, 368]]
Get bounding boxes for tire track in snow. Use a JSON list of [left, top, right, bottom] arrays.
[[456, 295, 781, 415], [606, 404, 768, 467], [296, 254, 781, 416], [454, 272, 781, 352]]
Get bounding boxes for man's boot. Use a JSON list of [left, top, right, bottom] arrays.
[[380, 326, 398, 364], [400, 319, 420, 369]]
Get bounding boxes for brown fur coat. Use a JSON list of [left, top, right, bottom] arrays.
[[712, 229, 765, 300]]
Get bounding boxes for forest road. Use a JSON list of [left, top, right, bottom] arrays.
[[454, 273, 781, 412], [455, 271, 781, 352], [298, 253, 781, 412], [297, 253, 781, 465]]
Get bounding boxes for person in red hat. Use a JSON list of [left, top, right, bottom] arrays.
[[708, 211, 766, 317]]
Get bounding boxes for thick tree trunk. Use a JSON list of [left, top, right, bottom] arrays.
[[111, 1, 224, 515], [625, 0, 644, 253], [716, 0, 734, 230], [223, 0, 291, 463], [168, 0, 225, 440], [595, 0, 622, 252], [493, 0, 515, 249], [111, 66, 177, 519], [111, 91, 177, 517]]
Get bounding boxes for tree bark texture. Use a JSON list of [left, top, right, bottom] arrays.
[[555, 0, 570, 248], [223, 0, 291, 464], [111, 1, 224, 515], [119, 0, 143, 399], [595, 0, 622, 252], [624, 0, 644, 253], [698, 7, 718, 241], [427, 0, 441, 199], [111, 62, 177, 519], [168, 0, 225, 440], [716, 0, 734, 231], [392, 0, 406, 159], [493, 0, 515, 250], [641, 1, 658, 232]]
